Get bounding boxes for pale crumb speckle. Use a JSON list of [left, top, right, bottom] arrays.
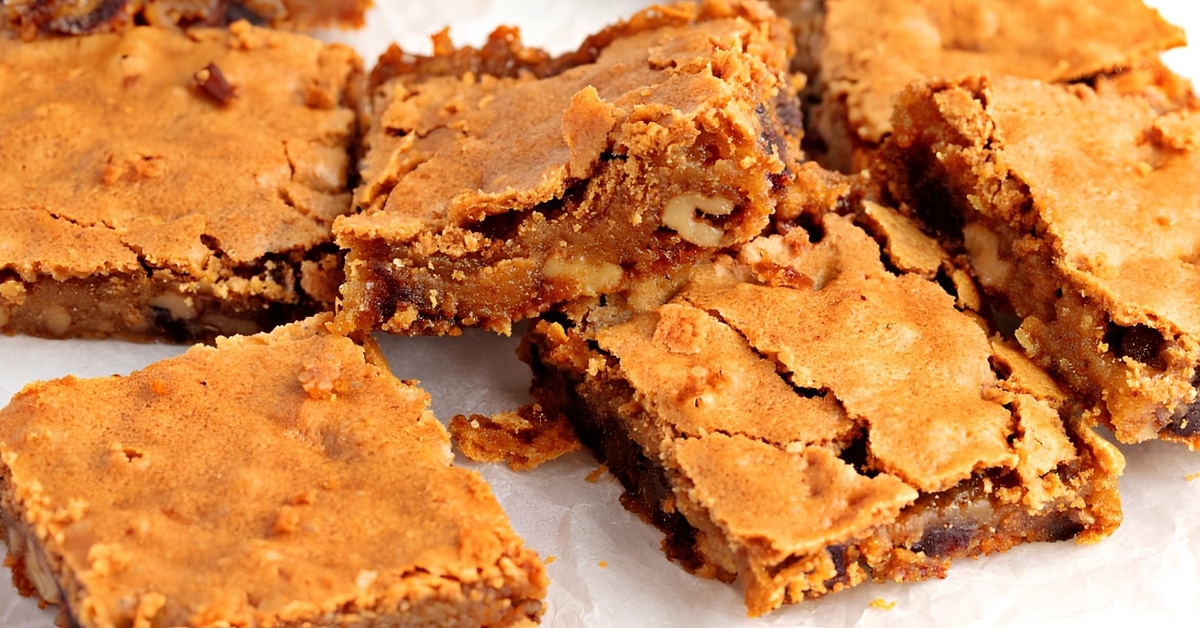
[[585, 464, 609, 483], [1185, 472, 1200, 482], [869, 598, 896, 611]]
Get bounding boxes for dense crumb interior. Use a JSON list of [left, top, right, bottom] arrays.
[[878, 75, 1200, 447], [0, 24, 363, 342], [0, 315, 546, 627], [333, 0, 803, 336], [522, 208, 1123, 616]]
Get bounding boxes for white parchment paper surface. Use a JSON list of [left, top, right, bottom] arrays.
[[2, 1, 1199, 626]]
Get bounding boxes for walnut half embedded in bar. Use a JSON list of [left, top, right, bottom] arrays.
[[333, 0, 803, 336], [0, 23, 361, 342]]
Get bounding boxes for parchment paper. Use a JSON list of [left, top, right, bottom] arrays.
[[2, 1, 1199, 626]]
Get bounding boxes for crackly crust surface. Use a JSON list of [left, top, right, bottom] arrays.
[[333, 0, 803, 336], [773, 0, 1185, 171], [879, 74, 1200, 447], [0, 23, 362, 342], [0, 313, 547, 627], [2, 0, 371, 38], [523, 208, 1123, 616]]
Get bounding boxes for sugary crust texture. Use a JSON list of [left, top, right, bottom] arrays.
[[789, 0, 1185, 170], [333, 0, 803, 336], [878, 74, 1200, 446], [0, 314, 547, 627], [0, 23, 363, 341], [524, 210, 1123, 615], [2, 0, 371, 38]]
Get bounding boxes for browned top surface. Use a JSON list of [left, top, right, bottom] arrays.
[[821, 0, 1185, 142], [673, 435, 917, 557], [338, 0, 792, 245], [683, 216, 1021, 492], [0, 314, 545, 626], [580, 211, 1116, 597], [0, 23, 360, 281], [890, 75, 1200, 338], [2, 1, 372, 37]]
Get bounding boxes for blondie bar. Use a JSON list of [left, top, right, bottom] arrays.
[[0, 314, 547, 626], [772, 0, 1185, 171], [333, 0, 803, 336], [0, 23, 361, 342], [879, 74, 1200, 447], [522, 208, 1123, 615], [2, 0, 371, 38]]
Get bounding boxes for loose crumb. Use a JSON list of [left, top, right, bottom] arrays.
[[598, 560, 609, 569], [448, 404, 580, 471], [585, 464, 609, 483], [869, 598, 896, 611], [1185, 472, 1200, 482], [545, 556, 557, 565]]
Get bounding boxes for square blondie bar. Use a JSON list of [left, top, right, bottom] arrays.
[[2, 0, 371, 38], [333, 0, 804, 336], [522, 207, 1123, 616], [0, 314, 547, 626], [771, 0, 1185, 171], [879, 74, 1200, 447], [0, 23, 361, 342]]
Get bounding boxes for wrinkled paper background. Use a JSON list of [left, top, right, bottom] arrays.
[[2, 1, 1199, 626]]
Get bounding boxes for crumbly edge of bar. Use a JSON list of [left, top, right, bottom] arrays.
[[522, 318, 1122, 615], [336, 2, 801, 336], [1, 0, 370, 39], [0, 246, 342, 343], [0, 341, 546, 627], [366, 0, 792, 89], [1, 26, 366, 343], [876, 78, 1200, 447], [0, 496, 545, 628]]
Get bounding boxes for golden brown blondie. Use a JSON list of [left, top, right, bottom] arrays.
[[2, 0, 371, 38], [522, 205, 1123, 616], [771, 0, 1186, 171], [333, 0, 804, 336], [879, 74, 1200, 447], [0, 314, 547, 626], [0, 23, 361, 342]]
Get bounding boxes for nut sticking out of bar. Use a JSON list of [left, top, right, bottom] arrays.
[[333, 0, 802, 336], [194, 62, 236, 104], [661, 194, 735, 248]]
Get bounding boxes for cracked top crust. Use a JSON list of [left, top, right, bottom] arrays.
[[819, 0, 1185, 143], [338, 0, 792, 244], [0, 23, 361, 282], [0, 314, 546, 627], [886, 75, 1200, 341], [559, 207, 1124, 615], [599, 214, 1036, 494]]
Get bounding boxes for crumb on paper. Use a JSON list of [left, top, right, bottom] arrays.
[[869, 598, 896, 611], [598, 560, 609, 569], [1185, 472, 1200, 482], [545, 556, 557, 565], [448, 403, 580, 471], [585, 464, 609, 483]]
